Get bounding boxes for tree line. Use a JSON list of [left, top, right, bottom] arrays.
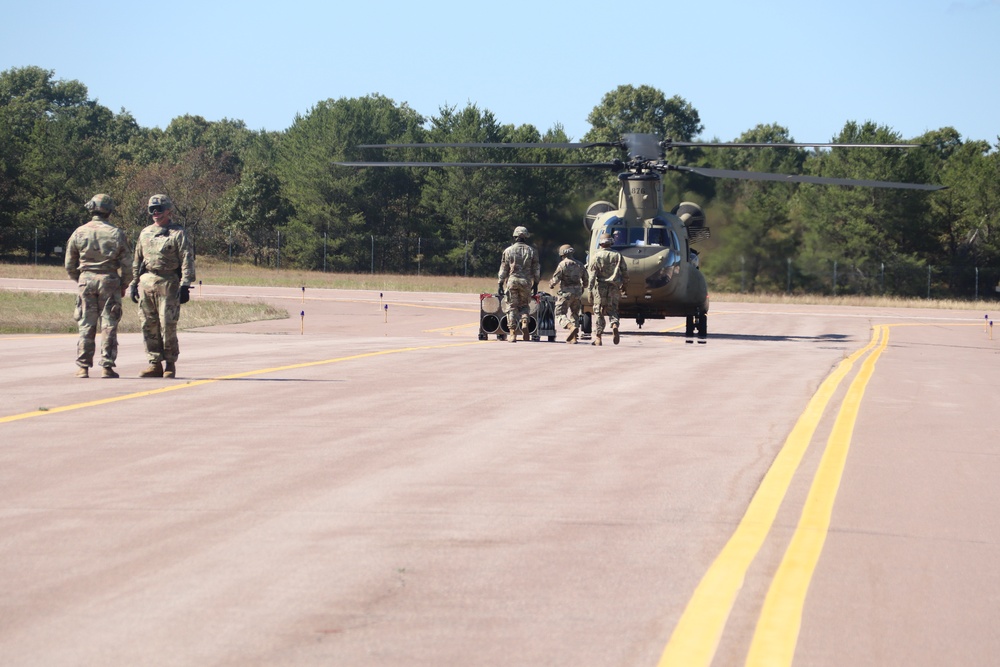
[[2, 66, 998, 297]]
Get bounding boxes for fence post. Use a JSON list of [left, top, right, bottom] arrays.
[[371, 235, 374, 274], [833, 260, 838, 295], [741, 255, 746, 293], [786, 258, 792, 294], [927, 265, 932, 299], [975, 266, 979, 300]]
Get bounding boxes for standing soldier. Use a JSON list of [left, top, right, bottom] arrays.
[[64, 194, 133, 378], [497, 225, 540, 343], [548, 244, 588, 344], [128, 194, 195, 378], [587, 233, 629, 346]]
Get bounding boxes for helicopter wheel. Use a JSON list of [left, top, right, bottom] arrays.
[[582, 312, 592, 335], [697, 311, 708, 344], [636, 315, 645, 329], [685, 313, 695, 341]]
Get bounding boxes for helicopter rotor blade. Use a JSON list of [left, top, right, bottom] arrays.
[[357, 141, 620, 150], [335, 161, 617, 169], [673, 165, 946, 191], [667, 141, 924, 149]]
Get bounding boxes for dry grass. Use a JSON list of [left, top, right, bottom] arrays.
[[0, 291, 286, 334]]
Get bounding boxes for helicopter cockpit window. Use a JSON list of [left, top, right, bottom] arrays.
[[647, 226, 668, 246], [627, 227, 646, 245], [602, 218, 626, 247]]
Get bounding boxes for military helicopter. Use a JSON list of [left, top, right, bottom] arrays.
[[336, 133, 944, 341]]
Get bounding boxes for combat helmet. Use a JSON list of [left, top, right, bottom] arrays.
[[148, 194, 173, 211], [558, 244, 574, 257], [512, 225, 530, 239], [599, 233, 614, 247], [85, 193, 115, 216]]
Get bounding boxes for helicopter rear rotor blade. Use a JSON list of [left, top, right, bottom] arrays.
[[675, 165, 946, 191]]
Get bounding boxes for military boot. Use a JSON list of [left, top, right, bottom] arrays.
[[101, 367, 119, 379], [139, 361, 163, 378], [566, 325, 579, 344], [520, 315, 530, 341], [75, 367, 89, 378], [592, 333, 602, 346], [164, 362, 176, 379], [612, 322, 620, 345]]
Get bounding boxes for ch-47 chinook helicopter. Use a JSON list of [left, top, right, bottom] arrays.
[[337, 133, 944, 341]]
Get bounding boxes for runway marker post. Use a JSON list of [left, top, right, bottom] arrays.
[[300, 310, 305, 335], [301, 286, 305, 304]]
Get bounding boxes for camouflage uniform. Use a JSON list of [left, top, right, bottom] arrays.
[[131, 196, 195, 367], [549, 254, 588, 332], [588, 244, 629, 340], [498, 235, 540, 339], [65, 202, 133, 373]]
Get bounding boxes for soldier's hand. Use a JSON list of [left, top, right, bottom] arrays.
[[129, 283, 139, 304], [497, 282, 504, 297], [178, 285, 191, 304]]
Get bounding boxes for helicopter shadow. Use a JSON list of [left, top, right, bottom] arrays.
[[627, 330, 855, 344]]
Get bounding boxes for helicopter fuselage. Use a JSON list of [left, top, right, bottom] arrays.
[[581, 172, 709, 323]]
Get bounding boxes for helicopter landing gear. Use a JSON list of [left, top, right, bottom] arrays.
[[636, 314, 645, 329], [685, 309, 707, 344]]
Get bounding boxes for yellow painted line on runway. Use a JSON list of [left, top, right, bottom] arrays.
[[424, 322, 480, 333], [744, 325, 889, 667], [657, 328, 882, 667], [0, 341, 484, 424]]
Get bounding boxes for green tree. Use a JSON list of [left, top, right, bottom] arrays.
[[277, 94, 425, 271], [0, 66, 125, 258], [705, 124, 805, 292], [794, 121, 935, 293]]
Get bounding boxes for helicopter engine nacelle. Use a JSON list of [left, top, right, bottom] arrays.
[[584, 201, 615, 231], [672, 202, 711, 243]]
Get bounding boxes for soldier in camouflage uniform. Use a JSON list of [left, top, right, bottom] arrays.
[[64, 194, 134, 378], [587, 233, 629, 346], [128, 194, 195, 378], [497, 225, 540, 343], [548, 244, 588, 344]]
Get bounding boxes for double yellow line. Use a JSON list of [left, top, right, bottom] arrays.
[[658, 325, 890, 667]]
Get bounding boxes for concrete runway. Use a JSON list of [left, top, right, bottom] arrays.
[[2, 279, 998, 666]]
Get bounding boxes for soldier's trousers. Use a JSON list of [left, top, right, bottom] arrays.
[[592, 283, 621, 335], [554, 288, 583, 330], [75, 272, 123, 369], [503, 279, 532, 332], [138, 273, 181, 363]]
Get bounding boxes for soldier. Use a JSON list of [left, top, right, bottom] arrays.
[[548, 244, 588, 344], [497, 225, 540, 343], [64, 194, 133, 378], [128, 194, 195, 378], [587, 233, 629, 346]]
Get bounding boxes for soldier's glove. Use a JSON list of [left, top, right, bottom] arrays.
[[129, 283, 139, 304], [531, 281, 538, 296], [497, 281, 504, 297], [178, 285, 191, 304]]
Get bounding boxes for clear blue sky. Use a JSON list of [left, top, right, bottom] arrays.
[[3, 0, 998, 145]]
